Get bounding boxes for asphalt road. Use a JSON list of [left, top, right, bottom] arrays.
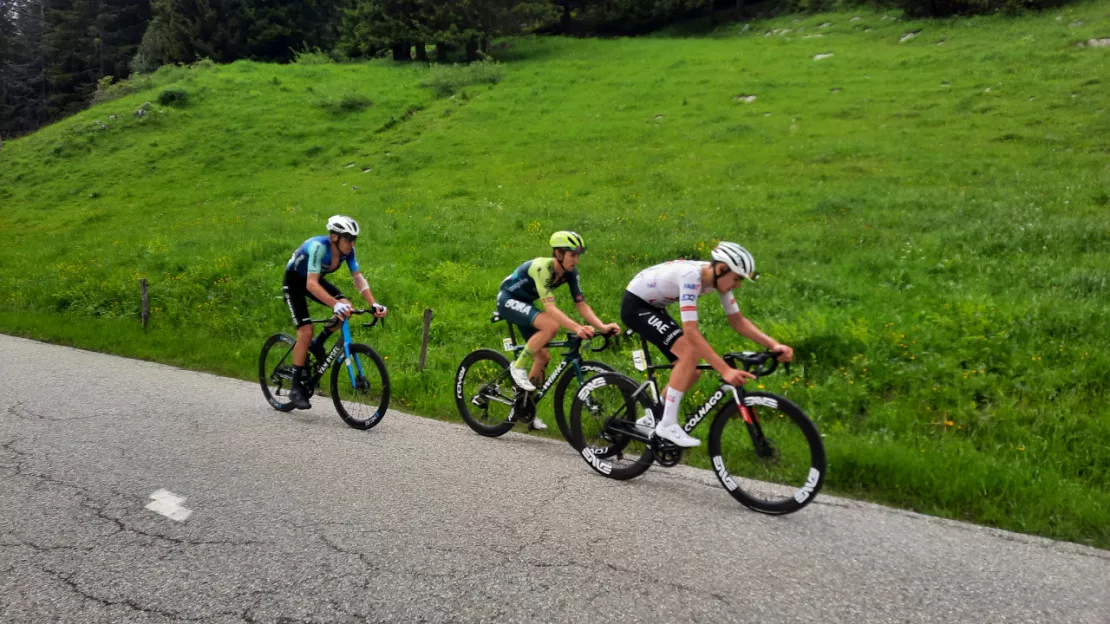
[[2, 333, 1107, 623]]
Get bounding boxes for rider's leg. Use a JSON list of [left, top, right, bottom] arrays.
[[529, 347, 551, 389], [287, 324, 314, 410], [654, 335, 702, 447], [293, 324, 313, 367], [510, 311, 557, 391], [660, 335, 701, 425], [307, 282, 346, 362], [283, 275, 315, 410], [526, 345, 552, 431]]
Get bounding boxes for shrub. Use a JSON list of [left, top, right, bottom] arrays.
[[158, 88, 189, 106], [318, 92, 372, 115], [419, 62, 504, 98], [293, 46, 333, 65]]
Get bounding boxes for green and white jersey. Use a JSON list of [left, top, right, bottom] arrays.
[[499, 257, 584, 304]]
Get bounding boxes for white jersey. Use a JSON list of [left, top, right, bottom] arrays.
[[625, 260, 740, 323]]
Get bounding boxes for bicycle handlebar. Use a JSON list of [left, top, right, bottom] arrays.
[[626, 329, 789, 377], [309, 308, 386, 329], [723, 351, 789, 377], [549, 329, 619, 354], [591, 330, 620, 353]]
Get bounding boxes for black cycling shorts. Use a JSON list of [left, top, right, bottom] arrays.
[[620, 291, 682, 363], [496, 291, 541, 341], [282, 270, 345, 328]]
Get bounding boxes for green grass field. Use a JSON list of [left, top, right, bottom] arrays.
[[2, 4, 1108, 546]]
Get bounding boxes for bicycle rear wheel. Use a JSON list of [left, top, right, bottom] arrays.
[[455, 349, 516, 437], [569, 372, 655, 480], [708, 392, 825, 514], [259, 333, 298, 412], [330, 343, 390, 430]]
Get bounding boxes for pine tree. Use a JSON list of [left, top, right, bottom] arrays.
[[1, 0, 49, 137]]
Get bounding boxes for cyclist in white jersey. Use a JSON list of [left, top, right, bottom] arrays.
[[621, 242, 794, 447]]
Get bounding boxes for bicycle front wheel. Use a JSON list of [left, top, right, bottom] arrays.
[[330, 343, 390, 430], [569, 372, 655, 480], [708, 392, 825, 514], [259, 333, 298, 412], [454, 349, 516, 437], [552, 360, 615, 445]]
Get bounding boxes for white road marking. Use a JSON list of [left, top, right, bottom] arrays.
[[145, 488, 193, 522]]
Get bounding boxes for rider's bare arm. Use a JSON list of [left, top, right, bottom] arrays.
[[575, 301, 616, 333], [680, 320, 733, 375], [541, 298, 583, 332], [306, 273, 343, 307], [727, 312, 792, 361], [351, 272, 382, 311]]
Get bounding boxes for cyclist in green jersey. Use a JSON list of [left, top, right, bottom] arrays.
[[497, 231, 620, 430]]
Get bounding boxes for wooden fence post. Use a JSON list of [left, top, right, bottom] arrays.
[[140, 278, 149, 329]]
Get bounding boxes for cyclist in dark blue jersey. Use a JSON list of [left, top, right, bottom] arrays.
[[282, 215, 387, 410], [497, 231, 619, 430]]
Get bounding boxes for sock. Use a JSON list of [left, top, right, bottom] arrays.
[[660, 387, 685, 428], [513, 346, 535, 370], [291, 365, 305, 391]]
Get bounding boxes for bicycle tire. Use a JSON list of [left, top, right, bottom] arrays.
[[259, 333, 298, 412], [455, 349, 516, 437], [552, 360, 615, 445], [707, 391, 825, 514], [330, 343, 390, 430], [569, 371, 655, 480]]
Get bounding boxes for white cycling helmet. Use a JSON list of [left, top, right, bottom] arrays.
[[326, 215, 360, 237], [711, 242, 757, 281]]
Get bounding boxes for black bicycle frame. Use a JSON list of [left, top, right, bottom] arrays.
[[493, 312, 610, 404], [625, 334, 758, 437]]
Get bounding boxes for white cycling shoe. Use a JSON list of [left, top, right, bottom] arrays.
[[654, 422, 701, 448], [509, 365, 536, 391], [528, 417, 548, 431], [635, 410, 656, 433]]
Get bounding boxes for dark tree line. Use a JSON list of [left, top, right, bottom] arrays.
[[0, 0, 1076, 139], [1, 0, 150, 136]]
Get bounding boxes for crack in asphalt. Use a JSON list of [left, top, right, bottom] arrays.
[[39, 564, 242, 622], [6, 401, 99, 422], [3, 436, 264, 549], [486, 473, 575, 560]]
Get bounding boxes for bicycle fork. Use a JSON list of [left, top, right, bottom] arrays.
[[340, 321, 367, 387], [728, 385, 774, 459]]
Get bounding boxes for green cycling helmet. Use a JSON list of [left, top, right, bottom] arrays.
[[550, 231, 586, 254]]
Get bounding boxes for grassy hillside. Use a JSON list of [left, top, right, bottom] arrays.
[[1, 5, 1108, 546]]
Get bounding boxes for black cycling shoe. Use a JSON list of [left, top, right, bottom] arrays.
[[288, 386, 311, 410], [288, 367, 312, 410]]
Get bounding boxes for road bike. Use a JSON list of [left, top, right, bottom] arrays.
[[454, 310, 616, 442], [569, 332, 825, 514], [259, 309, 389, 430]]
